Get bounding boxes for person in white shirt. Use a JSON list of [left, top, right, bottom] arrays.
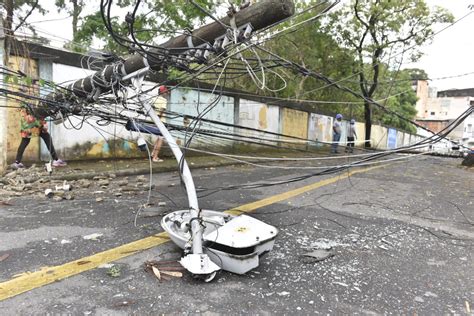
[[331, 113, 343, 153], [346, 119, 357, 153]]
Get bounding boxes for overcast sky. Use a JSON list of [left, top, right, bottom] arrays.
[[24, 1, 474, 91]]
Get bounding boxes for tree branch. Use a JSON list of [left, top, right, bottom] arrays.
[[13, 0, 39, 33]]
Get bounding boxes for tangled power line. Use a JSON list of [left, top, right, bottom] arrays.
[[1, 0, 471, 196]]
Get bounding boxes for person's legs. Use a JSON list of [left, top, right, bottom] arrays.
[[347, 136, 354, 153], [40, 131, 58, 161], [41, 131, 67, 166], [152, 136, 164, 162], [331, 133, 341, 153], [14, 137, 31, 166]]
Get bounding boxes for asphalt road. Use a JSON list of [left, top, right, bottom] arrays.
[[0, 155, 473, 315]]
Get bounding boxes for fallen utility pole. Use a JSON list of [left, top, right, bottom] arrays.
[[38, 0, 294, 281], [58, 0, 295, 103]]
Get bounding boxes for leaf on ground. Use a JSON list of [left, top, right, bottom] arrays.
[[0, 253, 10, 262], [160, 270, 183, 278], [151, 266, 161, 280]]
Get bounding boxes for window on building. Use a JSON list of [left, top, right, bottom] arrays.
[[430, 111, 435, 116]]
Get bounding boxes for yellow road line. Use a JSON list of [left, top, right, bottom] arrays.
[[225, 164, 382, 215], [0, 164, 383, 301]]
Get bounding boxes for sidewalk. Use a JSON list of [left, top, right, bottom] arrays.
[[4, 155, 238, 183]]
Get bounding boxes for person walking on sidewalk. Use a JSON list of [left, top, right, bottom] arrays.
[[331, 113, 343, 154], [151, 85, 170, 162], [346, 119, 357, 153], [12, 106, 67, 169]]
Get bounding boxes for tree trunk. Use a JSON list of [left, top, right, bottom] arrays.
[[3, 0, 13, 66], [72, 0, 81, 39], [364, 101, 371, 148]]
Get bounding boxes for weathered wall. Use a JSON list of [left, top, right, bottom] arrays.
[[308, 113, 332, 144], [355, 122, 365, 147], [371, 125, 388, 150], [0, 54, 435, 166], [168, 88, 235, 149], [281, 107, 308, 148], [403, 133, 411, 146], [6, 56, 40, 163], [238, 99, 279, 146], [0, 39, 6, 172], [396, 131, 404, 149]]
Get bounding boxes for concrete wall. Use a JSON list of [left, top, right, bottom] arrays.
[[281, 107, 308, 147], [6, 56, 40, 163], [308, 113, 333, 146], [0, 56, 434, 167], [371, 125, 388, 150], [238, 99, 279, 146], [168, 88, 235, 149], [355, 122, 365, 146], [0, 39, 6, 172]]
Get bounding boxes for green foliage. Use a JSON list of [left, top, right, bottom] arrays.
[[324, 0, 453, 139], [405, 68, 428, 81], [106, 265, 121, 277], [4, 0, 46, 37], [373, 69, 418, 133], [227, 2, 360, 117], [72, 0, 222, 53]]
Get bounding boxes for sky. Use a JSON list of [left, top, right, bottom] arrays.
[[22, 0, 474, 92]]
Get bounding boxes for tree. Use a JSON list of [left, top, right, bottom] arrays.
[[227, 1, 360, 117], [328, 0, 453, 147], [372, 69, 418, 133], [1, 0, 46, 65], [55, 0, 84, 41], [73, 0, 224, 53], [405, 68, 428, 81]]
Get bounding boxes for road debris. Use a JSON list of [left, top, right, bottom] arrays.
[[98, 263, 114, 269], [144, 260, 185, 282], [0, 253, 10, 262], [55, 180, 71, 192], [301, 249, 335, 263], [107, 265, 121, 277], [414, 296, 425, 303], [83, 233, 103, 240], [112, 300, 135, 308], [151, 266, 161, 280]]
